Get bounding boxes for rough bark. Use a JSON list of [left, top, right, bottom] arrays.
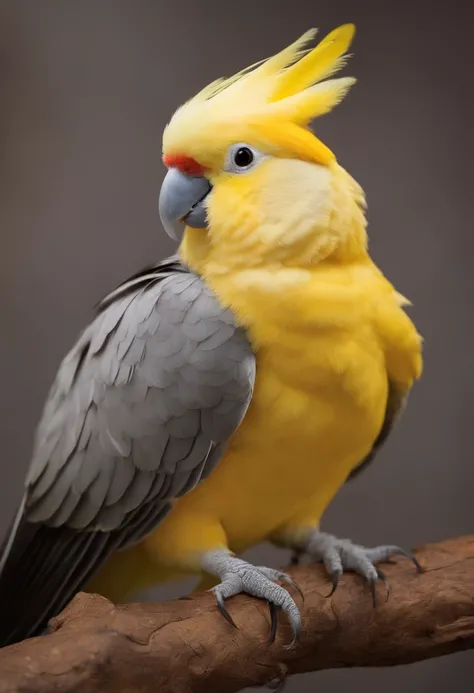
[[0, 535, 473, 693]]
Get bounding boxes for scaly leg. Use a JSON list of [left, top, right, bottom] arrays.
[[272, 512, 421, 606], [299, 531, 421, 603], [201, 549, 303, 647], [105, 502, 305, 646]]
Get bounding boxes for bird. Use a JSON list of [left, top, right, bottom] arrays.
[[0, 23, 422, 648]]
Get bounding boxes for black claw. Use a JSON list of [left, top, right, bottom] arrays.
[[408, 552, 423, 574], [376, 568, 391, 602], [268, 602, 279, 642], [284, 576, 305, 604], [284, 629, 301, 651], [282, 611, 301, 651], [215, 592, 238, 629], [369, 578, 377, 608], [393, 548, 423, 573], [325, 571, 340, 598]]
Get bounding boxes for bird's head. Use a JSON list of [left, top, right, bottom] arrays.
[[159, 24, 367, 275]]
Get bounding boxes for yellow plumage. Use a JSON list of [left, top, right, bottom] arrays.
[[162, 23, 356, 167], [88, 24, 423, 604]]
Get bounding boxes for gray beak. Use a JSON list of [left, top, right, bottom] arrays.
[[159, 168, 211, 241]]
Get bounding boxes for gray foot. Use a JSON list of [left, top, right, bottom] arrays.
[[303, 531, 422, 605], [201, 550, 303, 647]]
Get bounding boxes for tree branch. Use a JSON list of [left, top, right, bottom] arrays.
[[0, 536, 473, 693]]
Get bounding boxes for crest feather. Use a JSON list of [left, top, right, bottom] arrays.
[[271, 24, 355, 100], [184, 24, 355, 123], [191, 29, 318, 103], [164, 24, 357, 166], [265, 76, 357, 124]]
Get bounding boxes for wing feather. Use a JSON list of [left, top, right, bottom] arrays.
[[0, 255, 255, 646], [347, 380, 408, 481]]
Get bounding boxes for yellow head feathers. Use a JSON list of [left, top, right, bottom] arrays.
[[163, 24, 356, 170]]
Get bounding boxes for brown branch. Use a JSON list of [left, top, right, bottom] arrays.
[[0, 536, 473, 693]]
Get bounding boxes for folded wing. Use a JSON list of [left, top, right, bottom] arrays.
[[0, 255, 255, 646]]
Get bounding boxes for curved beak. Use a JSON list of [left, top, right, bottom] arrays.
[[159, 168, 211, 241]]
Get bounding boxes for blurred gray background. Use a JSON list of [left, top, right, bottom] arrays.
[[0, 0, 472, 691]]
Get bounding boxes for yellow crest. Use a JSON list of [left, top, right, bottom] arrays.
[[163, 24, 356, 167]]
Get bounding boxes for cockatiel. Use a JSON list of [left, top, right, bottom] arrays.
[[0, 24, 422, 648]]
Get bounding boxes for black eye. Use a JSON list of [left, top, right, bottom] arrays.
[[233, 146, 254, 168]]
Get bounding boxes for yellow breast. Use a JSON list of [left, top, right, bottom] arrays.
[[176, 317, 388, 553], [164, 266, 389, 552]]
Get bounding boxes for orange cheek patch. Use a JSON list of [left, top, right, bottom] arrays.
[[163, 154, 207, 176]]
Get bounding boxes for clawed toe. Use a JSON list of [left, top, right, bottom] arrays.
[[376, 568, 391, 602], [206, 556, 302, 646], [364, 544, 423, 574], [306, 532, 420, 604], [268, 602, 279, 642], [214, 589, 238, 628], [325, 569, 341, 598]]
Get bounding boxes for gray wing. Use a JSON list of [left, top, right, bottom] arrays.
[[0, 255, 255, 646], [347, 379, 407, 481]]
